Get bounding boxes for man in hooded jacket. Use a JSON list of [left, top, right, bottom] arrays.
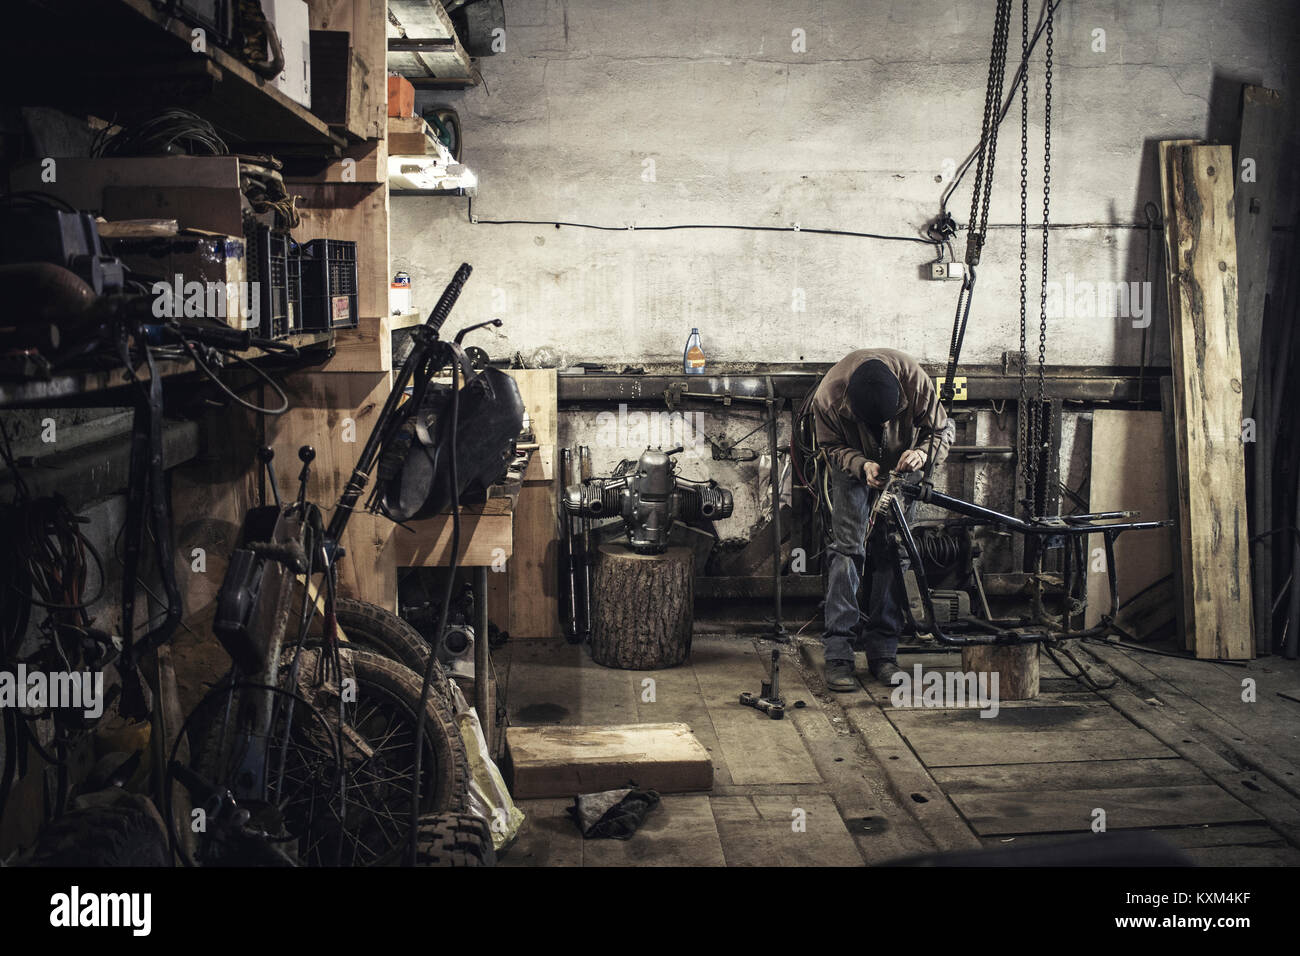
[[810, 349, 954, 691]]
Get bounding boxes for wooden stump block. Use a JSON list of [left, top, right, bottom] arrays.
[[590, 543, 693, 669], [962, 643, 1039, 701]]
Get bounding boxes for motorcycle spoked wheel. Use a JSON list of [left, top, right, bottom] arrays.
[[176, 679, 346, 867], [275, 643, 470, 865]]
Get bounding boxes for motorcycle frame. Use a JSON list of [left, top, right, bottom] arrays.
[[883, 479, 1172, 647]]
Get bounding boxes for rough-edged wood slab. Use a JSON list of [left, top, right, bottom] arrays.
[[1157, 141, 1254, 659], [504, 722, 713, 798]]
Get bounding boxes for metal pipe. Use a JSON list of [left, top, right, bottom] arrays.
[[905, 482, 1170, 535], [766, 377, 786, 639], [888, 495, 1048, 647]]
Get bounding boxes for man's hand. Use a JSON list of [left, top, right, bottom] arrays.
[[860, 460, 885, 489], [896, 448, 927, 474]]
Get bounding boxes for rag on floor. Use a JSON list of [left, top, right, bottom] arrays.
[[568, 785, 661, 840]]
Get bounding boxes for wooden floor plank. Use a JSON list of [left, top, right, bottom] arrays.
[[980, 823, 1286, 851], [499, 797, 584, 867], [952, 784, 1261, 836], [931, 758, 1209, 793], [504, 639, 640, 727], [690, 638, 822, 786], [711, 794, 864, 867], [633, 655, 734, 787], [887, 704, 1129, 731], [581, 793, 726, 867], [1183, 844, 1300, 866], [901, 727, 1175, 767]]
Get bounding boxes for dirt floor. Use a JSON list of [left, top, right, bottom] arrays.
[[492, 633, 1300, 866]]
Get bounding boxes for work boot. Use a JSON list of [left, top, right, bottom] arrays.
[[824, 660, 859, 693], [870, 659, 905, 685]]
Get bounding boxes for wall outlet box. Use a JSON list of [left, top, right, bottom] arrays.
[[930, 261, 964, 280]]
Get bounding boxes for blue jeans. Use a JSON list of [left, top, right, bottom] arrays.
[[823, 467, 914, 666]]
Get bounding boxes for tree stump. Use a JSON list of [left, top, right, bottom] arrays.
[[590, 543, 694, 669], [962, 643, 1039, 701]]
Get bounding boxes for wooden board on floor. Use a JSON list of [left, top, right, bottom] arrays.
[[497, 797, 585, 867], [710, 794, 864, 867], [581, 793, 726, 867], [688, 639, 823, 786], [931, 758, 1208, 793], [894, 723, 1175, 768], [632, 654, 734, 787], [1184, 845, 1300, 866], [887, 703, 1131, 733], [951, 784, 1262, 836], [503, 640, 641, 727], [504, 722, 714, 798], [1157, 140, 1254, 659], [1085, 410, 1174, 630]]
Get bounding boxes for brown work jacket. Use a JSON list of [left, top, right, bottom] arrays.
[[811, 348, 953, 478]]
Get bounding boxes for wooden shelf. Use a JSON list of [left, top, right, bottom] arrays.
[[7, 0, 345, 153], [390, 311, 425, 330], [0, 331, 333, 409]]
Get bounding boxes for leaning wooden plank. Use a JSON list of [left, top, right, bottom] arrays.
[[1159, 376, 1194, 651], [504, 722, 714, 798], [1234, 85, 1285, 413], [1236, 86, 1285, 655], [1157, 141, 1254, 659]]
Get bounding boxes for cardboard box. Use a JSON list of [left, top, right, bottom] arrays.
[[387, 75, 415, 117], [265, 0, 311, 108]]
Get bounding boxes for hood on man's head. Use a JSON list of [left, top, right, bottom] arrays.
[[846, 359, 902, 426]]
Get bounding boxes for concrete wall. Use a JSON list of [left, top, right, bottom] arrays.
[[392, 0, 1297, 369]]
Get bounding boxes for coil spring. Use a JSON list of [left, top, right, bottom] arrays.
[[917, 528, 963, 568]]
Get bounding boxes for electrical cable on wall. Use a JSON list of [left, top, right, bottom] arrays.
[[464, 196, 942, 251]]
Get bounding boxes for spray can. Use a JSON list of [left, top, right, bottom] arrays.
[[389, 271, 412, 316], [683, 328, 706, 375]]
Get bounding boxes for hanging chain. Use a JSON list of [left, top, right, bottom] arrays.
[[964, 0, 1012, 266], [1017, 0, 1031, 511], [1034, 1, 1054, 515]]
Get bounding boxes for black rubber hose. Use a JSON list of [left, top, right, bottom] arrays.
[[409, 346, 464, 864]]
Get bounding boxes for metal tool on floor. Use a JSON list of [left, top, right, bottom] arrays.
[[739, 649, 785, 719]]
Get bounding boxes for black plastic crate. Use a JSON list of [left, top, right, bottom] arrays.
[[285, 241, 302, 334], [300, 238, 359, 330], [245, 224, 298, 339]]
